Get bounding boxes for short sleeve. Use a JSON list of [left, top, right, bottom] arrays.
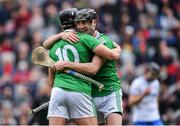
[[101, 34, 114, 48], [81, 33, 101, 50], [129, 79, 141, 96], [156, 80, 160, 95]]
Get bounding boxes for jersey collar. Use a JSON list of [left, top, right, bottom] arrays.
[[65, 29, 75, 32], [94, 30, 100, 39]]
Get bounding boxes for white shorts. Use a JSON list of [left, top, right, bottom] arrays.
[[93, 89, 123, 120], [47, 87, 96, 120]]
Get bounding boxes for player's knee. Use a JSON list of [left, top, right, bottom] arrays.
[[49, 117, 66, 125], [106, 113, 122, 125], [75, 117, 98, 125]]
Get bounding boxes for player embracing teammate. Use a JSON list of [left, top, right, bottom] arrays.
[[44, 8, 122, 125]]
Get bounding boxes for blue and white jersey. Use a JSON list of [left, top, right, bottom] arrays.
[[130, 76, 161, 122]]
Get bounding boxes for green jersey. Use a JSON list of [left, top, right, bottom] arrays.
[[49, 32, 101, 96], [92, 32, 121, 97]]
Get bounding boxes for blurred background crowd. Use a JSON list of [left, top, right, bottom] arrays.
[[0, 0, 180, 125]]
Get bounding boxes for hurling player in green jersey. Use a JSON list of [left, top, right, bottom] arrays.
[[46, 8, 121, 125], [54, 9, 123, 125], [44, 8, 123, 125]]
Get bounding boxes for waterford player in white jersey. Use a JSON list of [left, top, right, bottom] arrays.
[[128, 62, 163, 125]]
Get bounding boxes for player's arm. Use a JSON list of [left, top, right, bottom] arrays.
[[43, 32, 79, 49], [55, 56, 106, 75], [48, 68, 55, 87], [83, 35, 121, 60], [110, 42, 121, 58], [93, 43, 121, 60], [83, 36, 121, 60], [128, 88, 151, 106]]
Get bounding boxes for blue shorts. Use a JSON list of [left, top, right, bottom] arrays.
[[133, 119, 163, 126]]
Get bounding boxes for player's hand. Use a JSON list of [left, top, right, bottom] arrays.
[[143, 88, 151, 96], [54, 61, 67, 71], [60, 32, 79, 44]]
